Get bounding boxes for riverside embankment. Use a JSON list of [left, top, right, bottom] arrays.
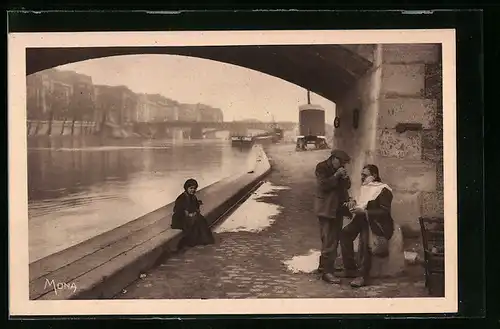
[[118, 144, 427, 300], [29, 144, 271, 300], [28, 137, 251, 263]]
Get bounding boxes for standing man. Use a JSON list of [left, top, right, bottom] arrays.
[[314, 149, 352, 284]]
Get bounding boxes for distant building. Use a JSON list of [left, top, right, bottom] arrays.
[[177, 103, 198, 122], [94, 85, 113, 124], [94, 85, 137, 125], [71, 82, 95, 121], [26, 69, 94, 121], [135, 94, 151, 122], [49, 80, 73, 120], [174, 103, 223, 122], [46, 69, 93, 86], [196, 103, 224, 122], [27, 71, 75, 120], [119, 86, 138, 124], [135, 93, 176, 123], [26, 72, 52, 119], [26, 68, 223, 126]]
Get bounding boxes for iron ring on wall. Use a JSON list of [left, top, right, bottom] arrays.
[[353, 109, 360, 129], [334, 117, 340, 128]]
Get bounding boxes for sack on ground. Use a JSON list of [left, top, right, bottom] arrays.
[[370, 232, 389, 258]]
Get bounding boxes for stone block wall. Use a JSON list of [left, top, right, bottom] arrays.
[[377, 43, 443, 234], [334, 43, 443, 236]]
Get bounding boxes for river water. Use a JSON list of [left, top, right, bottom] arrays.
[[27, 136, 252, 263]]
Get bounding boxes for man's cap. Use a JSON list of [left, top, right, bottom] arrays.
[[330, 149, 351, 162]]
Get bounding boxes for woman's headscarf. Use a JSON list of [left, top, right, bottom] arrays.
[[183, 178, 198, 191], [356, 165, 392, 209]]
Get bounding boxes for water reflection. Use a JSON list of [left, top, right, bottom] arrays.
[[28, 136, 250, 262], [28, 140, 226, 201]]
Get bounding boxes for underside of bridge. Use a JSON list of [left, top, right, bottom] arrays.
[[26, 43, 443, 234], [26, 44, 374, 103]]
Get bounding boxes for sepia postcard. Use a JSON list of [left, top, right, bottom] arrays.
[[8, 29, 457, 316]]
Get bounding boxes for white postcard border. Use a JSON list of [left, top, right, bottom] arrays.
[[8, 29, 457, 316]]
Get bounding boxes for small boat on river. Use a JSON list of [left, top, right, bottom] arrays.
[[230, 135, 254, 148]]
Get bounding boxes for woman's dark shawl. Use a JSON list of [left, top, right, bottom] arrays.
[[365, 187, 395, 241], [171, 192, 200, 229]]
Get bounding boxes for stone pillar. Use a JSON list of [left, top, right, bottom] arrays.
[[173, 106, 179, 121], [190, 125, 203, 139], [204, 130, 217, 139], [172, 128, 183, 142], [375, 44, 443, 235], [334, 44, 383, 198]]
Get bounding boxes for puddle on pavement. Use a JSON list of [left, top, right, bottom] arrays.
[[213, 181, 290, 233], [283, 249, 321, 274]]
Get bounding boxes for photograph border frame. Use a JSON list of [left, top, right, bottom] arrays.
[[6, 9, 484, 320]]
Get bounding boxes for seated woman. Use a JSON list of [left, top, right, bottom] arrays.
[[171, 178, 215, 250], [339, 164, 395, 288]]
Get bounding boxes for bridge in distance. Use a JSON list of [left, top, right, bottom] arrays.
[[133, 120, 299, 132]]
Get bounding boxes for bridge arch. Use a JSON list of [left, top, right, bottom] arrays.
[[26, 45, 374, 103]]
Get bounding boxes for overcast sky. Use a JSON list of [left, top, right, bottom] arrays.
[[55, 54, 336, 123]]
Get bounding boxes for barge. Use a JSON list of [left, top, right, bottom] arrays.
[[231, 135, 254, 148]]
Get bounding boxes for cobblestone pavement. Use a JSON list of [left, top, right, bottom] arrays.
[[118, 144, 428, 299]]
